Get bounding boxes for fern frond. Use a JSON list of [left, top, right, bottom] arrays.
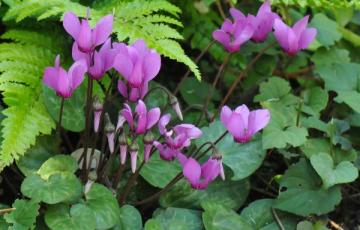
[[272, 0, 360, 9]]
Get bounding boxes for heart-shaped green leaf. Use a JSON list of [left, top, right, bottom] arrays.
[[310, 152, 358, 189], [117, 205, 142, 230], [21, 173, 82, 204], [4, 199, 39, 230], [152, 207, 202, 230], [37, 155, 78, 180], [45, 204, 96, 230]]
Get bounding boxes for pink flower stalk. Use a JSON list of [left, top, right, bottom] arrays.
[[183, 156, 224, 190], [221, 105, 270, 143], [273, 15, 317, 56], [154, 114, 202, 161], [121, 100, 160, 135], [43, 55, 87, 98], [116, 112, 126, 132], [72, 39, 117, 80], [113, 40, 161, 102], [63, 12, 113, 53], [212, 10, 255, 53]]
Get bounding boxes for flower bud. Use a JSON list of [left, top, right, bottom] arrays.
[[170, 96, 183, 121], [92, 96, 103, 133], [143, 131, 155, 162], [104, 113, 115, 154], [211, 151, 225, 181], [129, 142, 139, 173], [116, 111, 126, 132], [118, 131, 127, 165]]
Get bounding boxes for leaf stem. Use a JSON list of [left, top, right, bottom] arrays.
[[272, 208, 285, 230], [57, 97, 65, 135], [0, 207, 16, 215]]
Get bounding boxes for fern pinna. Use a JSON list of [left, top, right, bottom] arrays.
[[0, 0, 200, 170]]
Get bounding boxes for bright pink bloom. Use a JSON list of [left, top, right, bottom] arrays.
[[113, 40, 161, 102], [212, 10, 254, 53], [43, 55, 87, 98], [72, 39, 117, 80], [183, 156, 224, 190], [221, 105, 270, 143], [239, 0, 279, 42], [63, 12, 113, 53], [121, 100, 160, 135], [273, 15, 317, 55]]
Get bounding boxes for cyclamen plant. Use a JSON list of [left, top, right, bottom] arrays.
[[42, 0, 316, 206]]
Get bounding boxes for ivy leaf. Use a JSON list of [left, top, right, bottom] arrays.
[[196, 121, 267, 180], [202, 203, 252, 230], [43, 82, 86, 132], [274, 159, 342, 216], [301, 87, 328, 117], [160, 179, 249, 210], [118, 205, 142, 230], [37, 155, 78, 180], [179, 78, 220, 105], [144, 219, 164, 230], [310, 152, 358, 189], [311, 48, 350, 65], [45, 204, 96, 230], [84, 183, 120, 230], [21, 173, 82, 204], [152, 207, 203, 230], [310, 14, 342, 47], [335, 90, 360, 113], [4, 199, 39, 230], [140, 154, 182, 188], [254, 77, 291, 102]]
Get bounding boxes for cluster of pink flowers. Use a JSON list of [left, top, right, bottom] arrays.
[[43, 1, 320, 190], [213, 0, 317, 55]]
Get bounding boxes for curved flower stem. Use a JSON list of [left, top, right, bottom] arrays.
[[217, 42, 276, 115], [133, 131, 228, 206], [216, 0, 227, 19], [81, 78, 94, 181], [272, 208, 285, 230], [189, 141, 216, 158], [57, 97, 65, 135], [173, 40, 215, 96], [196, 53, 231, 126]]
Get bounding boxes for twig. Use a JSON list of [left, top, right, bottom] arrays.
[[329, 220, 344, 230], [0, 207, 16, 215], [272, 208, 285, 230]]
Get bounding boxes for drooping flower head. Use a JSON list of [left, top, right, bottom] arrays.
[[72, 39, 117, 80], [43, 55, 87, 98], [243, 0, 279, 42], [114, 40, 161, 102], [212, 13, 254, 53], [183, 156, 224, 190], [221, 104, 270, 143], [273, 15, 317, 56], [63, 12, 113, 53], [121, 100, 160, 135]]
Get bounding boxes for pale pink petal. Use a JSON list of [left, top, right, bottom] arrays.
[[63, 12, 80, 40], [257, 0, 271, 17], [220, 106, 232, 127], [113, 50, 133, 80], [230, 8, 245, 21], [89, 51, 104, 79], [43, 67, 59, 90], [72, 43, 91, 66], [143, 51, 161, 82], [107, 132, 115, 153], [234, 104, 250, 128], [299, 28, 317, 49], [212, 30, 230, 48], [93, 14, 113, 46], [293, 15, 309, 37], [69, 59, 87, 90], [130, 150, 138, 173], [144, 144, 153, 162], [227, 113, 247, 141], [201, 158, 220, 182], [183, 158, 201, 186], [158, 114, 171, 136], [176, 152, 188, 167], [122, 104, 134, 128], [221, 19, 233, 32], [248, 109, 270, 136], [274, 18, 290, 51], [57, 69, 71, 98], [120, 145, 127, 165], [117, 80, 128, 98], [146, 107, 160, 130]]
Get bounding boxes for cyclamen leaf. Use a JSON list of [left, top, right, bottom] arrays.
[[254, 77, 291, 102], [310, 152, 358, 189], [335, 90, 360, 113], [37, 155, 78, 180], [4, 199, 39, 230], [153, 207, 202, 230], [310, 13, 342, 47], [118, 205, 142, 230], [301, 87, 328, 117]]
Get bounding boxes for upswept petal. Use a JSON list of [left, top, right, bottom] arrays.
[[146, 107, 160, 130], [293, 15, 309, 37], [72, 43, 91, 66], [77, 19, 92, 52], [274, 18, 290, 51], [143, 51, 161, 82], [299, 28, 317, 49], [93, 14, 113, 46], [220, 106, 232, 126], [159, 114, 171, 136], [69, 59, 87, 89], [63, 12, 80, 40], [248, 109, 270, 136], [230, 8, 245, 21], [212, 30, 230, 48], [183, 158, 201, 186], [117, 80, 128, 97]]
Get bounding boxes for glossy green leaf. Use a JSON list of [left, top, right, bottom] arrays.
[[43, 81, 86, 132], [301, 87, 328, 117], [310, 13, 342, 46], [45, 204, 96, 230], [179, 78, 220, 105], [274, 159, 342, 216], [254, 77, 291, 102], [37, 155, 78, 180], [118, 205, 142, 230], [160, 178, 249, 210], [310, 152, 358, 189], [84, 183, 120, 230], [144, 219, 164, 230], [196, 121, 267, 180], [21, 173, 82, 204], [335, 90, 360, 113], [4, 199, 39, 230], [153, 207, 203, 230]]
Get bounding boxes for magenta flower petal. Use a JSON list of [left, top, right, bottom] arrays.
[[248, 109, 270, 136], [293, 15, 309, 36], [63, 12, 80, 41], [176, 152, 188, 167], [122, 104, 134, 128], [144, 143, 153, 162], [220, 106, 232, 126], [117, 80, 128, 98], [144, 51, 161, 82], [183, 158, 201, 186], [299, 28, 317, 49], [158, 114, 172, 136], [94, 110, 102, 132], [212, 30, 231, 50], [146, 108, 160, 130], [229, 7, 246, 21], [77, 19, 92, 52], [113, 44, 133, 80], [68, 59, 87, 90], [72, 43, 91, 66], [202, 158, 221, 182], [93, 14, 113, 46]]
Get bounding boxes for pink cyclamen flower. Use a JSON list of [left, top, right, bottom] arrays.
[[121, 100, 160, 135], [183, 156, 224, 190], [113, 40, 161, 101], [43, 55, 87, 98], [273, 15, 317, 56], [231, 1, 279, 43], [221, 104, 270, 143], [212, 10, 255, 53], [72, 39, 117, 80], [63, 12, 113, 53]]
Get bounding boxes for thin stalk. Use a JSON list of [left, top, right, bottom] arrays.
[[0, 207, 16, 215], [57, 97, 65, 134], [133, 131, 228, 206], [196, 54, 231, 126], [215, 0, 226, 19], [272, 208, 285, 230], [81, 78, 94, 181], [173, 40, 215, 96], [218, 42, 276, 112], [112, 163, 126, 189]]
